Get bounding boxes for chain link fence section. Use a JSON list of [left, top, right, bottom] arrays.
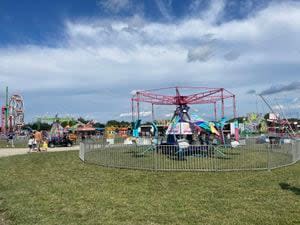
[[80, 139, 300, 172]]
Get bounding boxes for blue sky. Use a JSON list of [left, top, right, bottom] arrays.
[[0, 0, 269, 46], [0, 0, 299, 122]]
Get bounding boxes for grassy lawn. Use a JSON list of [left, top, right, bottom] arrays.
[[0, 140, 28, 148], [0, 151, 299, 225]]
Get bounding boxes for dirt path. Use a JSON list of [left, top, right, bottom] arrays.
[[0, 146, 79, 158]]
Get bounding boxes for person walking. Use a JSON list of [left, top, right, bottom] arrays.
[[32, 138, 37, 151], [34, 131, 42, 152], [28, 136, 34, 153]]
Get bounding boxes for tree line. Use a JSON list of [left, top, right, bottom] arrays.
[[24, 117, 131, 131]]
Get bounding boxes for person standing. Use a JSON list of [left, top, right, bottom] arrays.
[[28, 136, 34, 153], [34, 131, 42, 152], [32, 138, 37, 151], [41, 139, 48, 152], [6, 133, 15, 148]]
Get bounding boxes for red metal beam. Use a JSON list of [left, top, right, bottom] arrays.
[[131, 86, 237, 121], [132, 88, 234, 105]]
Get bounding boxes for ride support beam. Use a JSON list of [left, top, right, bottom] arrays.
[[152, 103, 155, 121], [137, 99, 140, 121], [214, 102, 217, 121], [233, 95, 237, 118], [221, 88, 225, 118], [131, 98, 134, 122]]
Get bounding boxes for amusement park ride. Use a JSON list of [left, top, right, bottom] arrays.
[[258, 94, 297, 139], [1, 87, 25, 134], [131, 86, 238, 145]]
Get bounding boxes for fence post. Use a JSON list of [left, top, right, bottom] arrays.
[[154, 144, 158, 171], [297, 141, 300, 162], [291, 141, 295, 163], [79, 142, 85, 162], [213, 145, 217, 172], [267, 144, 271, 172]]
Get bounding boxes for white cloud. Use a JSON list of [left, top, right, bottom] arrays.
[[189, 0, 225, 24], [187, 45, 214, 62], [130, 89, 144, 95], [120, 111, 152, 118], [119, 112, 132, 118], [1, 1, 300, 120], [273, 103, 300, 111], [155, 0, 173, 21], [202, 0, 226, 24], [164, 113, 173, 117], [140, 111, 152, 117], [98, 0, 131, 13], [292, 98, 299, 103], [273, 104, 284, 110]]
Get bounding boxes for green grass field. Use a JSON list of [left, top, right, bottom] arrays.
[[0, 139, 28, 148], [0, 151, 299, 225]]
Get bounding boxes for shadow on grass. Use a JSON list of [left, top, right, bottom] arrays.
[[124, 150, 139, 154], [132, 153, 147, 158], [215, 156, 232, 159], [223, 152, 241, 156], [279, 182, 300, 195]]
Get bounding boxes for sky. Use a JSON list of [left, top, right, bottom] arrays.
[[0, 0, 299, 123]]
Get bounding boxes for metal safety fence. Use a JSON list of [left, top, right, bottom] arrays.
[[79, 139, 300, 172]]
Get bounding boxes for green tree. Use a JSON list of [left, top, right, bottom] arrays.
[[61, 121, 69, 128], [119, 121, 130, 127], [106, 120, 120, 127], [78, 117, 89, 124], [264, 113, 270, 120], [94, 122, 105, 128], [227, 117, 245, 123], [27, 122, 52, 131], [60, 120, 77, 128]]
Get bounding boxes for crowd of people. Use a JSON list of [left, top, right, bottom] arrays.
[[27, 131, 48, 153]]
